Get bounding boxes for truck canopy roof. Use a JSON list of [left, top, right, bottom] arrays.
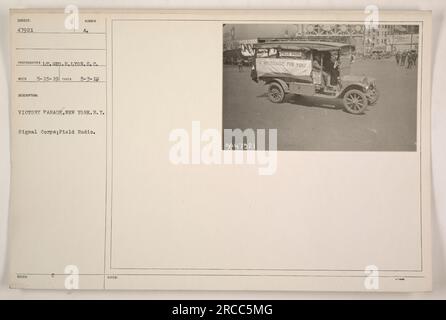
[[254, 39, 355, 52]]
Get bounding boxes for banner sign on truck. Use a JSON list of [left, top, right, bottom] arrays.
[[256, 58, 312, 77]]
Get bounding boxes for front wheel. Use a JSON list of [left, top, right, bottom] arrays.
[[267, 83, 285, 103], [343, 89, 368, 114]]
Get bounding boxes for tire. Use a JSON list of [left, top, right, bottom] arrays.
[[267, 82, 285, 103], [343, 89, 368, 114], [367, 86, 379, 105]]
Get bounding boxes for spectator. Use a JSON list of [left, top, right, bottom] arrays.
[[395, 51, 401, 65], [400, 50, 407, 66], [412, 51, 418, 67], [407, 51, 413, 69], [237, 57, 243, 72]]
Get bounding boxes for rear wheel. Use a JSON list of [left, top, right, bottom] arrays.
[[267, 83, 285, 103], [343, 89, 368, 114]]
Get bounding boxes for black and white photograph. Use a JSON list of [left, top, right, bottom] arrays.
[[223, 23, 420, 151]]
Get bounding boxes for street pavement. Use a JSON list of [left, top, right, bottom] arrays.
[[223, 58, 418, 151]]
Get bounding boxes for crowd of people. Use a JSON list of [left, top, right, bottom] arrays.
[[395, 50, 418, 69]]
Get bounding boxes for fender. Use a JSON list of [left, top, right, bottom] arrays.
[[338, 84, 367, 98], [264, 78, 290, 93]]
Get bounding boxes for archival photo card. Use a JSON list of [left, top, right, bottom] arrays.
[[8, 10, 431, 292]]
